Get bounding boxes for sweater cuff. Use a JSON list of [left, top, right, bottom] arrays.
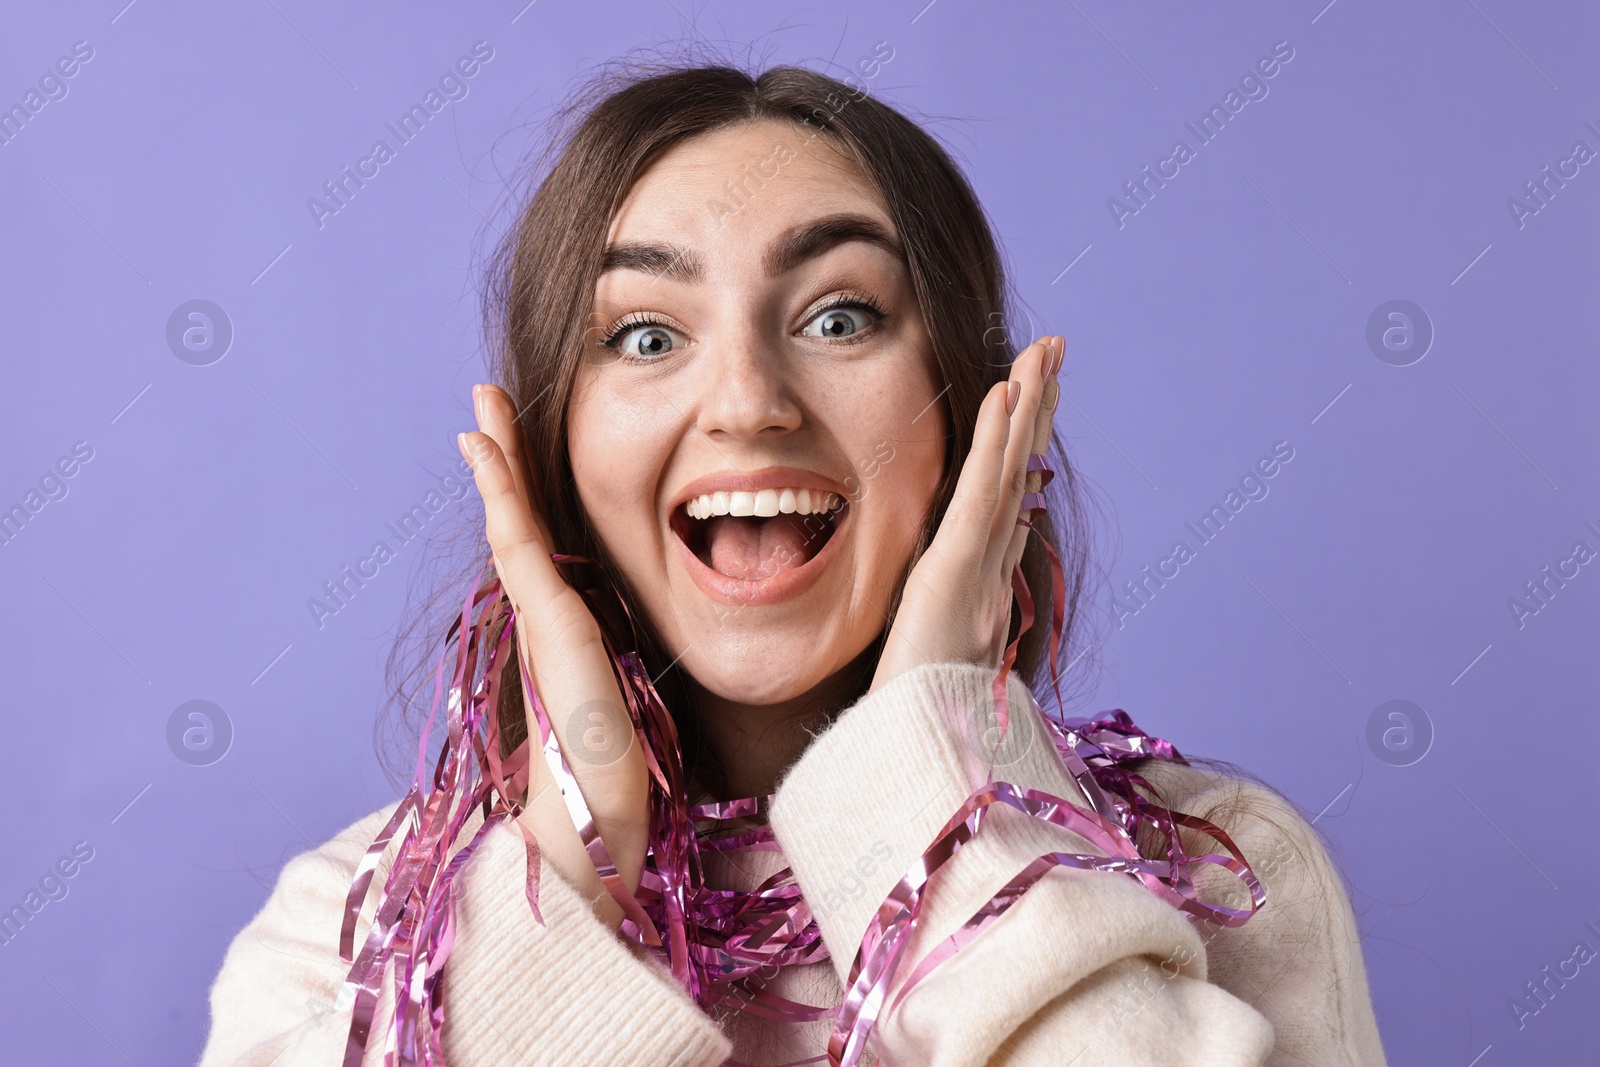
[[442, 815, 732, 1067], [768, 661, 1128, 987]]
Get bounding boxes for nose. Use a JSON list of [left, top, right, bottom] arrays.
[[694, 328, 802, 440]]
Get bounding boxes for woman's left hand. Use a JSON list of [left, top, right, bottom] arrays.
[[870, 335, 1062, 692]]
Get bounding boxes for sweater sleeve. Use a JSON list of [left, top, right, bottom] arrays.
[[1134, 761, 1390, 1066], [768, 662, 1284, 1067], [198, 801, 732, 1067]]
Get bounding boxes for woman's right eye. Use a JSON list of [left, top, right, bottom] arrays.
[[605, 322, 685, 362]]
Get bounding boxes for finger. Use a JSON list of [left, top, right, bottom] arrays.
[[1029, 338, 1063, 495], [929, 378, 1013, 564], [459, 430, 569, 610], [474, 384, 550, 544], [987, 338, 1053, 569], [1002, 337, 1062, 577]]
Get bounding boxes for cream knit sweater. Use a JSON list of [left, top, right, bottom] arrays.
[[198, 662, 1388, 1066]]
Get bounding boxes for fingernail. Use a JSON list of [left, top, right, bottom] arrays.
[[1006, 380, 1021, 415], [457, 432, 471, 460], [473, 385, 486, 424], [1046, 379, 1060, 413]]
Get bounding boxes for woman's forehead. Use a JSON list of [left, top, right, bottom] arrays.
[[604, 120, 896, 254]]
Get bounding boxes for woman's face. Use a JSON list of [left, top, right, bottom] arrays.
[[567, 119, 947, 707]]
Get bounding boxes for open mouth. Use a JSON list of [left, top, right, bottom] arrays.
[[669, 487, 846, 584]]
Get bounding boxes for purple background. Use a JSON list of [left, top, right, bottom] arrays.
[[2, 1, 1595, 1063]]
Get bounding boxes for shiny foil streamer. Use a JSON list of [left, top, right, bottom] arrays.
[[338, 453, 1264, 1066]]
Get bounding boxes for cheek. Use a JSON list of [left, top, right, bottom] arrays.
[[864, 431, 944, 553], [566, 379, 670, 556], [831, 382, 947, 557]]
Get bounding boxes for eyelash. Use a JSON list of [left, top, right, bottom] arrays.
[[599, 291, 890, 362]]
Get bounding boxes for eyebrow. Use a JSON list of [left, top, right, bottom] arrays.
[[598, 213, 905, 284]]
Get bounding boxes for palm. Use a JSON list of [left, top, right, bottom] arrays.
[[461, 384, 650, 926]]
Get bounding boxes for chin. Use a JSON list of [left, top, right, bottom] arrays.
[[678, 631, 860, 707]]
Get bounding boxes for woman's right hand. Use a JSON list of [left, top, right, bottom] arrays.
[[458, 383, 650, 931]]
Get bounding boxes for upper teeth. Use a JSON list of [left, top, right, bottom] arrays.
[[684, 488, 843, 520]]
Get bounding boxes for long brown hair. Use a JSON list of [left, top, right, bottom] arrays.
[[379, 48, 1103, 799]]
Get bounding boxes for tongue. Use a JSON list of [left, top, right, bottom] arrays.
[[704, 514, 819, 580]]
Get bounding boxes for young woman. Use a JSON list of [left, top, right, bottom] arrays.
[[199, 60, 1387, 1067]]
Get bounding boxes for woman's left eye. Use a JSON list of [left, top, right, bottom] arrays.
[[802, 304, 876, 340]]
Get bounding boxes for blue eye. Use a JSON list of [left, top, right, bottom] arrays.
[[803, 306, 871, 339], [604, 321, 683, 361]]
